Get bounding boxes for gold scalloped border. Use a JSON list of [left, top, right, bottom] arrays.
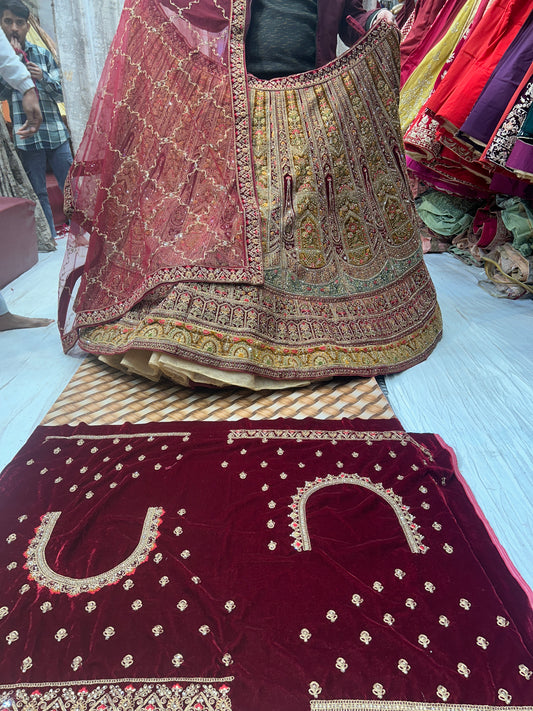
[[290, 474, 426, 553], [24, 507, 164, 595]]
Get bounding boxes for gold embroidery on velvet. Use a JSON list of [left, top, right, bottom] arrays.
[[44, 432, 191, 443], [25, 507, 164, 595], [226, 429, 435, 461], [289, 474, 426, 554]]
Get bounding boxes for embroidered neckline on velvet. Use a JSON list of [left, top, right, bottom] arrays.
[[289, 474, 427, 554], [24, 507, 164, 595]]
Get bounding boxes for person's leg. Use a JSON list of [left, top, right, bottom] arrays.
[[47, 140, 73, 192], [0, 291, 53, 331], [18, 148, 58, 239]]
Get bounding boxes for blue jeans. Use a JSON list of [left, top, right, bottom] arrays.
[[18, 140, 73, 240]]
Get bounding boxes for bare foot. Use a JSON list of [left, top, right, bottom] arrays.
[[0, 313, 54, 331]]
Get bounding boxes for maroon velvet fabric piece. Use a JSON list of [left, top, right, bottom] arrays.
[[0, 419, 531, 710]]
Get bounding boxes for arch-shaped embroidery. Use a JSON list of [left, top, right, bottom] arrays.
[[288, 475, 427, 554], [24, 507, 164, 595]]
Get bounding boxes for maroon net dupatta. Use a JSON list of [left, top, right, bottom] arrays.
[[59, 0, 262, 352]]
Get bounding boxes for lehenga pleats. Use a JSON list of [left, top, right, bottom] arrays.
[[78, 25, 442, 386]]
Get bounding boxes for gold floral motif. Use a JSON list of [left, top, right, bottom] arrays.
[[309, 682, 322, 699], [421, 502, 430, 510], [351, 594, 363, 607], [18, 584, 30, 595], [519, 664, 532, 680], [372, 683, 386, 699], [160, 576, 170, 585], [26, 459, 34, 465], [360, 630, 372, 645], [21, 657, 32, 673], [93, 473, 102, 481], [152, 625, 164, 636], [71, 656, 83, 671], [55, 628, 68, 641], [177, 600, 188, 612], [394, 569, 406, 580], [221, 461, 229, 468], [85, 491, 94, 499], [70, 485, 78, 492], [280, 472, 287, 479], [437, 686, 450, 701], [192, 576, 201, 585], [432, 522, 442, 531], [174, 527, 183, 537], [85, 601, 96, 613], [497, 616, 509, 627], [262, 484, 269, 492], [300, 628, 312, 643], [498, 689, 512, 705], [225, 601, 236, 613], [25, 507, 164, 595], [239, 472, 247, 480], [6, 630, 19, 645], [131, 472, 140, 479], [418, 634, 430, 649], [374, 464, 382, 471], [6, 534, 16, 544], [405, 598, 417, 610], [40, 467, 48, 474], [336, 657, 348, 673], [172, 653, 184, 667], [0, 606, 8, 619], [424, 582, 436, 593], [18, 515, 28, 522], [268, 541, 277, 551], [178, 509, 186, 516], [131, 599, 143, 611], [55, 478, 63, 484], [336, 461, 344, 469], [459, 598, 471, 610], [103, 627, 115, 640], [439, 615, 450, 627], [457, 662, 470, 678], [419, 486, 427, 493], [7, 562, 17, 571], [383, 613, 395, 626], [477, 636, 489, 650], [443, 543, 454, 554], [373, 581, 384, 592], [222, 653, 233, 667], [153, 553, 163, 563], [398, 659, 410, 674], [121, 654, 134, 668], [199, 625, 211, 635], [267, 520, 275, 529], [123, 579, 134, 590], [268, 501, 276, 509], [326, 610, 338, 622]]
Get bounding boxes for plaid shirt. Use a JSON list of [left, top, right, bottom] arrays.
[[0, 41, 70, 151]]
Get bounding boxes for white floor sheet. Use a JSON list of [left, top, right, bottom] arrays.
[[1, 244, 532, 590]]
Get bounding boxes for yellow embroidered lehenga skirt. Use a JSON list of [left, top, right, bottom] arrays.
[[75, 25, 442, 389]]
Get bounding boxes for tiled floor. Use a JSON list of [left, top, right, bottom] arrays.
[[1, 240, 532, 589]]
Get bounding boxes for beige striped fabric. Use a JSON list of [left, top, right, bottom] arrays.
[[42, 357, 394, 426]]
